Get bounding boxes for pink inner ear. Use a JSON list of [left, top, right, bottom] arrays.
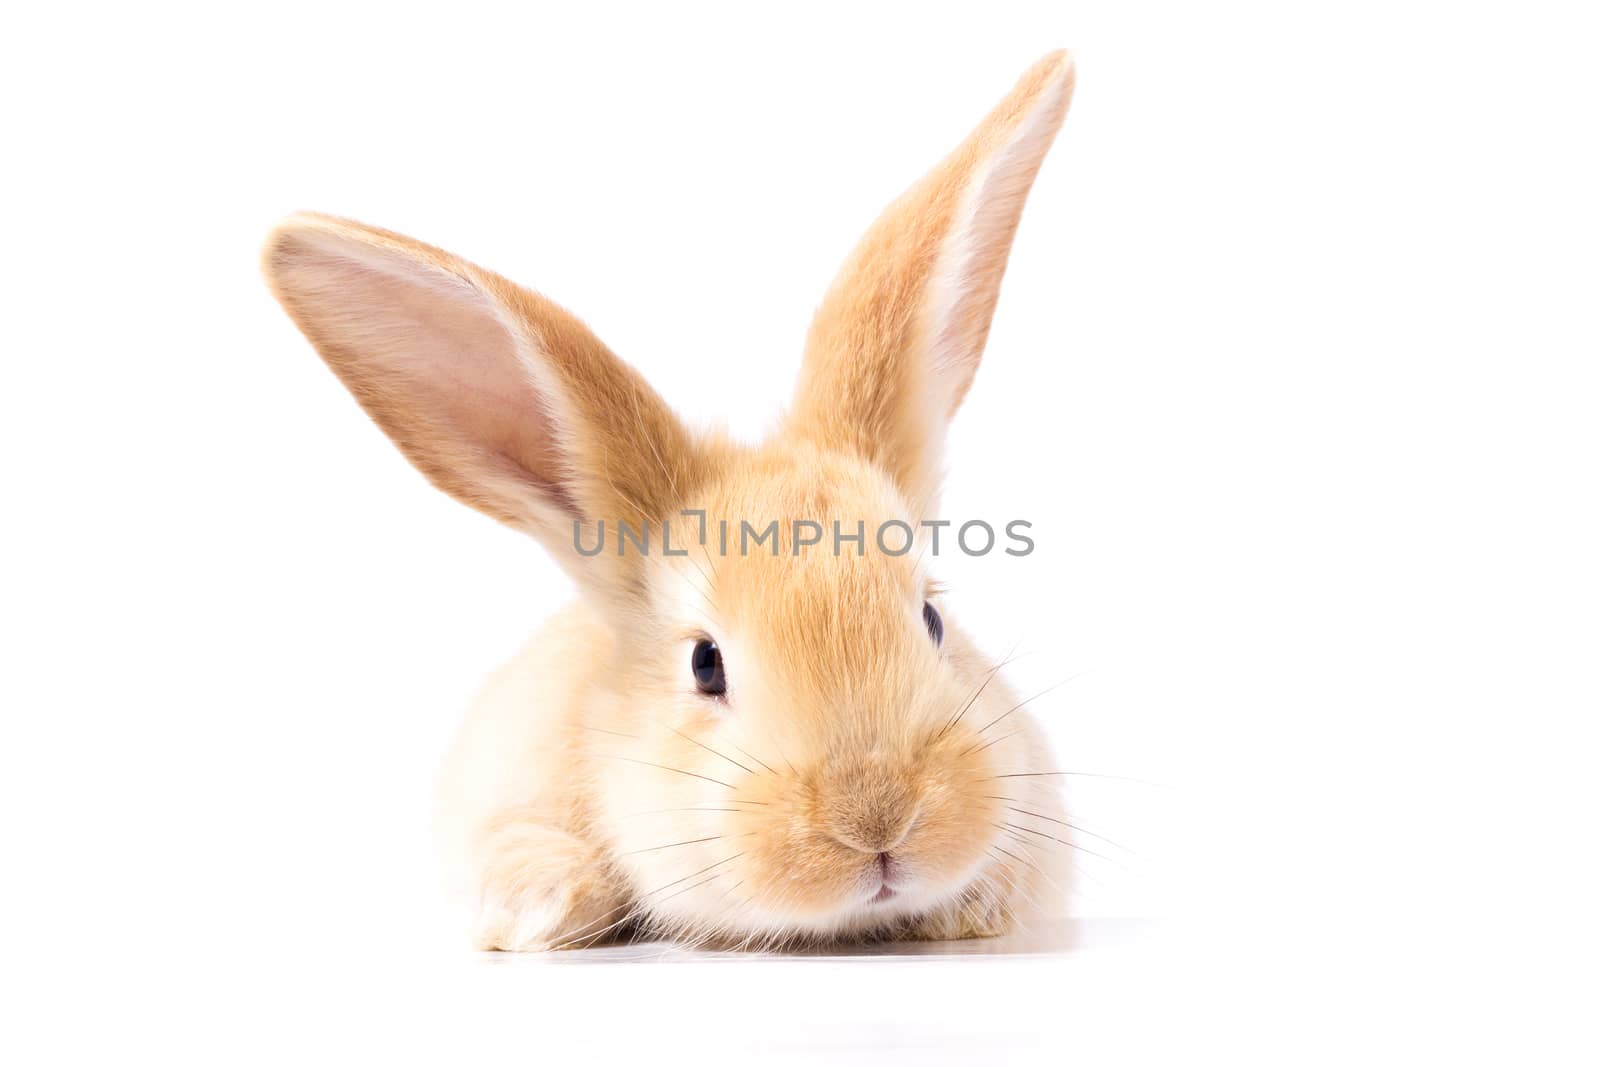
[[923, 67, 1074, 420], [275, 232, 577, 521]]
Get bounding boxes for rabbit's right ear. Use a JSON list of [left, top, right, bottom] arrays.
[[262, 213, 698, 592], [787, 52, 1075, 520]]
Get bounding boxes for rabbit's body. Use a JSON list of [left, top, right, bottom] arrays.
[[265, 52, 1080, 950]]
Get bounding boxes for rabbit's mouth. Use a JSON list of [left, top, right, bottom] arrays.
[[866, 852, 900, 903]]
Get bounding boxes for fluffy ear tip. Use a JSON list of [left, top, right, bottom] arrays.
[[1038, 48, 1075, 74], [260, 211, 339, 283], [1027, 49, 1077, 105]]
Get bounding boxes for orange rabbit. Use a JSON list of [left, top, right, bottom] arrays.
[[263, 52, 1077, 950]]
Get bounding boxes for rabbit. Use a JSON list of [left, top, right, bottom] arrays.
[[262, 51, 1077, 951]]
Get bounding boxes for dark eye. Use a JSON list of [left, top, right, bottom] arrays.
[[922, 601, 944, 646], [691, 638, 726, 696]]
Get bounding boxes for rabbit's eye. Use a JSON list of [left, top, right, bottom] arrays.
[[923, 602, 944, 646], [691, 638, 726, 696]]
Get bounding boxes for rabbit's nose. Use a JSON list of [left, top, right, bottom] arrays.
[[829, 809, 918, 854], [820, 758, 921, 853]]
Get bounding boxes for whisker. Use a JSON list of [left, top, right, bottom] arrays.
[[699, 540, 722, 582], [973, 675, 1076, 737], [652, 545, 721, 623], [984, 770, 1169, 786], [547, 900, 639, 952], [989, 843, 1042, 874], [584, 754, 737, 790], [653, 868, 734, 907], [990, 839, 1071, 906], [640, 852, 744, 899], [959, 728, 1025, 758], [934, 648, 1019, 742], [995, 832, 1083, 904], [683, 549, 717, 599], [666, 723, 756, 776], [621, 834, 729, 856], [621, 806, 757, 818], [974, 862, 1043, 937], [994, 802, 1138, 854], [726, 739, 778, 777], [999, 821, 1115, 863], [579, 725, 639, 739], [772, 737, 800, 777]]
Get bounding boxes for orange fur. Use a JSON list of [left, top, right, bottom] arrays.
[[262, 52, 1077, 950]]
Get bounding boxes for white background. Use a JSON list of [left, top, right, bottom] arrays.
[[3, 1, 1596, 1062]]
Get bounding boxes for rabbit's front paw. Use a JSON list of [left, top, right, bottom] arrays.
[[471, 819, 631, 952]]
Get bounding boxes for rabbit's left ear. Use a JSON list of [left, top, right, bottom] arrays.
[[786, 52, 1075, 517], [261, 213, 702, 601]]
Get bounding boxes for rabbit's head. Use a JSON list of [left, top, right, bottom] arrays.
[[264, 52, 1075, 941]]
